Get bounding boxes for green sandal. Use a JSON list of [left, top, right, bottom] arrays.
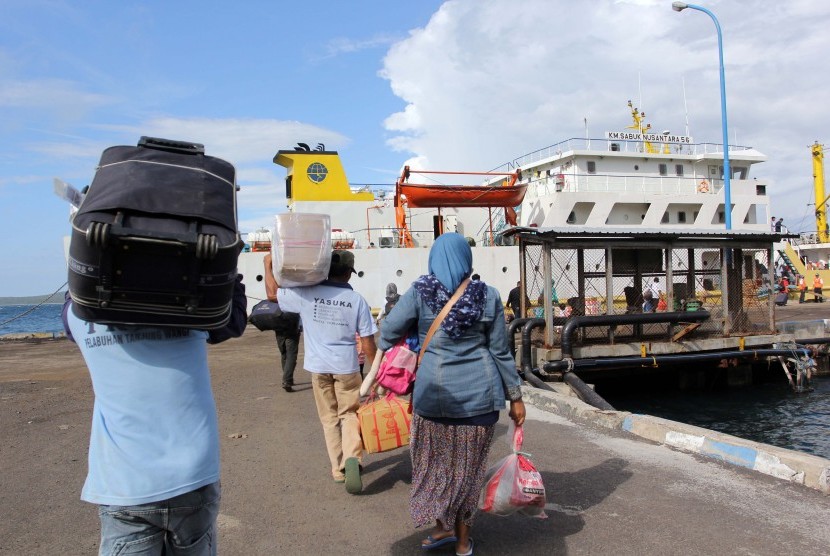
[[344, 457, 362, 494]]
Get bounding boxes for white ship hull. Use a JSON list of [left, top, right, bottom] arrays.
[[240, 245, 520, 310]]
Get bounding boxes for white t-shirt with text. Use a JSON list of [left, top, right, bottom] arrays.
[[278, 281, 377, 374]]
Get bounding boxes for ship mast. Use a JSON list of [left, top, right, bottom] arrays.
[[626, 100, 669, 154], [812, 142, 828, 243]]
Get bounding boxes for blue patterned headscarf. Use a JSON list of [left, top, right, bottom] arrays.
[[428, 233, 472, 291], [413, 233, 486, 338]]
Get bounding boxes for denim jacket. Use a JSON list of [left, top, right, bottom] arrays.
[[378, 283, 522, 419]]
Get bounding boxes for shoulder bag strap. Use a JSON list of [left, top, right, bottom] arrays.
[[418, 278, 471, 365]]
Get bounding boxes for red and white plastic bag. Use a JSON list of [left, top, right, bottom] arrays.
[[479, 423, 547, 518]]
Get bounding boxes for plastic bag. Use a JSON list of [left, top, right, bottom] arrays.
[[479, 423, 547, 518]]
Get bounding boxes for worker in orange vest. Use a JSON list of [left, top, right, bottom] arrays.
[[813, 273, 824, 303], [798, 275, 808, 304]]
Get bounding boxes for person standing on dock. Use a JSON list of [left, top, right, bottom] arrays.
[[265, 249, 377, 494], [798, 275, 808, 303], [506, 281, 530, 319], [643, 277, 662, 313], [376, 282, 401, 328], [62, 277, 248, 555], [263, 253, 302, 392], [813, 273, 824, 303]]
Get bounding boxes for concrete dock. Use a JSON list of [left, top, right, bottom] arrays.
[[1, 326, 828, 555]]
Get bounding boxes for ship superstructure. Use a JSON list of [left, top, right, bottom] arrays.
[[238, 108, 772, 310]]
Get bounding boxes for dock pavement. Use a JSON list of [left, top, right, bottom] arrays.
[[1, 324, 829, 556]]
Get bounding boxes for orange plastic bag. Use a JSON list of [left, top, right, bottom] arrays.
[[479, 424, 547, 518]]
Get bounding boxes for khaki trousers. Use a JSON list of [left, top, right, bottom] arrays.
[[310, 372, 363, 479]]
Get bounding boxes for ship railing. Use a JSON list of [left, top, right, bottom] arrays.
[[351, 226, 437, 248], [489, 138, 755, 173], [795, 232, 824, 246], [528, 173, 724, 196]]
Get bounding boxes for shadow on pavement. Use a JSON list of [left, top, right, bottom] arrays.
[[385, 457, 632, 555]]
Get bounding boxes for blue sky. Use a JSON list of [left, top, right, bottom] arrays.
[[2, 0, 829, 296]]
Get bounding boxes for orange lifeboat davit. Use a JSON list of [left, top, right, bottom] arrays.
[[394, 166, 523, 247]]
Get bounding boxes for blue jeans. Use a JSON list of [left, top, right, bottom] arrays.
[[97, 481, 220, 555]]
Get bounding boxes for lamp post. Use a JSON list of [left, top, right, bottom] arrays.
[[672, 2, 732, 229]]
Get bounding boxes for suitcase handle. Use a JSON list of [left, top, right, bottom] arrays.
[[138, 136, 205, 155]]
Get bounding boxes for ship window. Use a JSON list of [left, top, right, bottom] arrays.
[[718, 211, 724, 223], [675, 164, 684, 176], [285, 175, 293, 198], [567, 211, 576, 224], [756, 184, 766, 195], [732, 166, 747, 179], [709, 165, 719, 176], [634, 165, 640, 171], [678, 211, 687, 223], [587, 161, 596, 174], [661, 212, 669, 223], [658, 163, 668, 176], [693, 211, 699, 221], [546, 169, 551, 177]]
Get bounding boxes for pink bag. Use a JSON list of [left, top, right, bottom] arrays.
[[376, 340, 418, 396], [479, 424, 547, 518], [374, 278, 471, 398]]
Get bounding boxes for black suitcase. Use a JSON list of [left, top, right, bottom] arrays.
[[68, 136, 242, 329]]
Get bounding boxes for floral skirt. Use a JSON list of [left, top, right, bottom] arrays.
[[409, 414, 496, 530]]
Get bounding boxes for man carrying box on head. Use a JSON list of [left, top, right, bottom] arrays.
[[264, 249, 377, 494]]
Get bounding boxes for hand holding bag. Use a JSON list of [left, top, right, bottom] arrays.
[[374, 278, 470, 396], [479, 423, 547, 518]]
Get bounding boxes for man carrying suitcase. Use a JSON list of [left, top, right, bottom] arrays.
[[265, 249, 377, 494], [63, 275, 247, 555]]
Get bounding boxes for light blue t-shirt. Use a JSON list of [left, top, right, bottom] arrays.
[[278, 281, 377, 374], [66, 310, 220, 506]]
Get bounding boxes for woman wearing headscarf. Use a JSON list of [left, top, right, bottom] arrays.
[[378, 233, 525, 556]]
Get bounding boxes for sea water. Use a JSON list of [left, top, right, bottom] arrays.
[[604, 376, 830, 460], [0, 304, 64, 335]]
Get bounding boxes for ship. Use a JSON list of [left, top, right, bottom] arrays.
[[238, 103, 773, 310]]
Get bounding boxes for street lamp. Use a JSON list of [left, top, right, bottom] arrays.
[[672, 2, 732, 230]]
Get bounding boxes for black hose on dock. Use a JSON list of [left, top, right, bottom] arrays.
[[520, 318, 546, 381], [507, 317, 531, 364], [562, 371, 615, 411], [524, 370, 557, 392]]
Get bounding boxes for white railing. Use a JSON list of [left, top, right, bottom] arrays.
[[530, 173, 724, 196], [490, 138, 755, 173]]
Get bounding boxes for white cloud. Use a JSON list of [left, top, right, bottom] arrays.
[[95, 117, 349, 165], [379, 0, 830, 230]]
